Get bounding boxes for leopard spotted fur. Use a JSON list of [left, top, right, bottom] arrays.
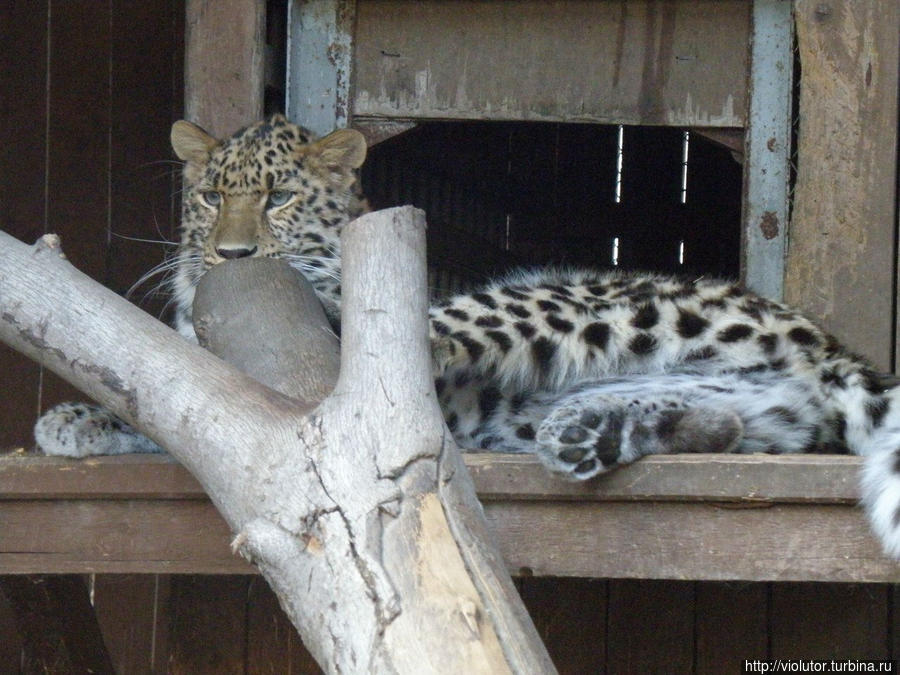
[[35, 115, 900, 558]]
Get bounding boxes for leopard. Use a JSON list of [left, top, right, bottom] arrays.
[[34, 114, 900, 559]]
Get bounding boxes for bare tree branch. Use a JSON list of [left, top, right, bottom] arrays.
[[0, 207, 556, 674]]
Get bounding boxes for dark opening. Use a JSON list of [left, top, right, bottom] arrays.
[[361, 122, 742, 295]]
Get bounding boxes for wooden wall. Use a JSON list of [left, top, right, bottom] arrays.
[[0, 0, 185, 452], [2, 1, 900, 673], [5, 574, 894, 674]]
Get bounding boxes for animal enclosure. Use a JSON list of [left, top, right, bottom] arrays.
[[1, 0, 899, 673]]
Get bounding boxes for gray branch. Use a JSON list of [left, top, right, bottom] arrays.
[[0, 206, 556, 674]]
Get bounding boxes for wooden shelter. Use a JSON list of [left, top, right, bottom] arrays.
[[1, 0, 899, 672]]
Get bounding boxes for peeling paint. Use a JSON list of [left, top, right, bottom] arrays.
[[759, 211, 780, 240], [351, 1, 749, 127]]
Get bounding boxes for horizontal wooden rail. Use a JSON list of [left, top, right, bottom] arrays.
[[1, 452, 897, 582]]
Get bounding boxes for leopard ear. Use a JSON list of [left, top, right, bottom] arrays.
[[308, 128, 367, 188], [171, 120, 218, 163]]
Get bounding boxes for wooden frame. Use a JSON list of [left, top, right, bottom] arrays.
[[2, 452, 896, 583], [287, 0, 900, 370]]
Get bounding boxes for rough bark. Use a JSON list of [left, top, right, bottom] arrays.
[[0, 206, 556, 674]]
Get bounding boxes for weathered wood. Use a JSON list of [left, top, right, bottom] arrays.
[[0, 575, 116, 674], [184, 0, 265, 136], [0, 452, 867, 502], [786, 1, 900, 369], [0, 208, 556, 674], [741, 0, 793, 301], [489, 501, 896, 582], [1, 453, 898, 581], [286, 0, 356, 137], [0, 498, 248, 574], [352, 0, 749, 127]]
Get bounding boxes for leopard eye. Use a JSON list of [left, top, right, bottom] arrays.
[[199, 191, 221, 208], [266, 190, 294, 209]]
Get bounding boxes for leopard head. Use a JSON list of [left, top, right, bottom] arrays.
[[169, 114, 368, 335]]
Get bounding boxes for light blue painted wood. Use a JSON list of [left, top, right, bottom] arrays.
[[286, 0, 354, 136], [743, 0, 793, 301]]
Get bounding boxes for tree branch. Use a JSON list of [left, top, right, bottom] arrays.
[[0, 207, 555, 673]]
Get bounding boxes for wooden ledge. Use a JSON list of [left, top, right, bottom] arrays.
[[1, 452, 897, 582]]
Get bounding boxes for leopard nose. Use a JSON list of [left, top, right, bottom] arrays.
[[216, 245, 258, 260]]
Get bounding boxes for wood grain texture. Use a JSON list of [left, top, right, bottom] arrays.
[[167, 576, 250, 675], [2, 453, 897, 581], [185, 0, 265, 135], [92, 574, 172, 675], [353, 0, 749, 126], [786, 0, 900, 369]]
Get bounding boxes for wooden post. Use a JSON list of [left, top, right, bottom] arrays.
[[184, 0, 266, 135], [786, 1, 900, 370]]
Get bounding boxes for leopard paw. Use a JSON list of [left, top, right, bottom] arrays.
[[536, 394, 744, 480], [34, 402, 164, 457]]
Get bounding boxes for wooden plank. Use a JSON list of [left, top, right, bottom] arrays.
[[516, 577, 606, 675], [606, 579, 694, 673], [167, 576, 249, 674], [184, 0, 265, 136], [0, 1, 47, 452], [0, 585, 24, 669], [0, 575, 115, 674], [0, 500, 251, 575], [0, 454, 207, 499], [286, 0, 355, 137], [694, 582, 767, 674], [486, 501, 898, 582], [770, 583, 890, 659], [108, 0, 183, 310], [246, 577, 322, 674], [786, 1, 900, 370], [892, 586, 900, 659], [39, 0, 113, 423], [353, 0, 749, 127], [470, 453, 864, 503], [0, 453, 867, 503], [1, 497, 891, 581], [741, 0, 793, 301], [1, 454, 896, 580], [92, 574, 171, 675]]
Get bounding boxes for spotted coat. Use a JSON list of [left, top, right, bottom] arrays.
[[33, 115, 900, 559]]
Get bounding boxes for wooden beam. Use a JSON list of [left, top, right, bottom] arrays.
[[286, 0, 356, 136], [786, 1, 900, 370], [741, 0, 793, 301], [352, 0, 749, 127], [2, 453, 897, 582], [184, 0, 265, 135]]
